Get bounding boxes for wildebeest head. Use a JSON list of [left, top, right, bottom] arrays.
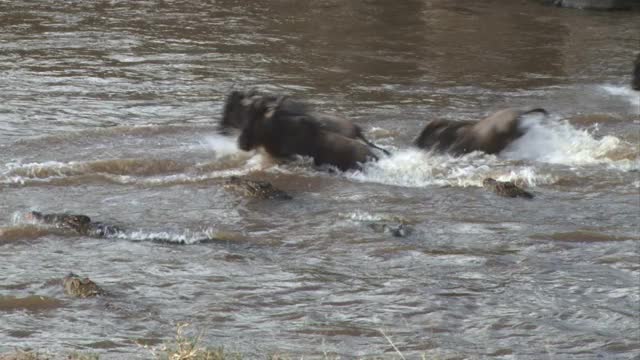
[[237, 96, 284, 151], [219, 89, 305, 135], [218, 90, 257, 135]]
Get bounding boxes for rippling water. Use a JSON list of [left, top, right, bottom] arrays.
[[1, 0, 639, 358]]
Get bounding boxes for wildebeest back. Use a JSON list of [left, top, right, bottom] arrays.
[[414, 119, 472, 152], [458, 108, 524, 155]]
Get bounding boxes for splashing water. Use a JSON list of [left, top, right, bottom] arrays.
[[201, 135, 242, 159], [503, 116, 639, 170], [347, 113, 638, 187], [600, 84, 640, 109], [112, 229, 218, 245], [4, 121, 633, 190], [340, 210, 397, 222], [7, 211, 224, 245], [347, 149, 553, 188], [0, 139, 258, 186]]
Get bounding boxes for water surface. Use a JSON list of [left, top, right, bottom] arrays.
[[0, 0, 639, 358]]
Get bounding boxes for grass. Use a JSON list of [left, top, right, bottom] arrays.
[[146, 325, 421, 360], [141, 323, 242, 360], [1, 325, 421, 360]]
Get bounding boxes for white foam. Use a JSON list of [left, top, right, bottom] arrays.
[[341, 210, 388, 222], [0, 161, 74, 185], [347, 149, 552, 188], [0, 152, 259, 186], [600, 84, 640, 109], [112, 229, 217, 245], [109, 54, 147, 63], [4, 161, 71, 175], [130, 167, 255, 186], [11, 212, 26, 225], [503, 117, 639, 171], [201, 135, 243, 159]]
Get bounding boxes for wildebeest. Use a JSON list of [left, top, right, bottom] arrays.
[[633, 53, 640, 90], [414, 108, 548, 155], [236, 96, 378, 171], [218, 89, 390, 155]]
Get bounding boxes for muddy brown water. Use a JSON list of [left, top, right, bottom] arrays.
[[1, 1, 639, 359]]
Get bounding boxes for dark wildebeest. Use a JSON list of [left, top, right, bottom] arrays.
[[218, 89, 390, 155], [633, 53, 640, 90], [236, 96, 378, 171], [414, 108, 548, 155]]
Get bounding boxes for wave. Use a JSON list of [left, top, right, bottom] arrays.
[[2, 118, 636, 191], [3, 159, 188, 178], [347, 149, 554, 188], [0, 225, 52, 242], [341, 210, 402, 223], [110, 229, 235, 245], [0, 137, 258, 187], [3, 214, 237, 245], [0, 295, 63, 312], [503, 116, 639, 170], [600, 84, 640, 108], [344, 115, 638, 187], [12, 124, 213, 146]]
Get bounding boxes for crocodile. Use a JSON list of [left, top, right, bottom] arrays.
[[483, 178, 534, 199], [63, 273, 105, 298], [223, 176, 292, 200], [24, 211, 227, 245], [25, 211, 122, 237]]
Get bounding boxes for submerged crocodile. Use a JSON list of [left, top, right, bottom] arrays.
[[63, 273, 105, 298], [25, 211, 227, 245], [368, 222, 413, 238], [59, 273, 159, 318], [346, 214, 415, 238], [26, 211, 122, 237], [482, 178, 534, 199], [223, 176, 292, 200]]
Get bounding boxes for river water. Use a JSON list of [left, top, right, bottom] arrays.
[[0, 1, 638, 359]]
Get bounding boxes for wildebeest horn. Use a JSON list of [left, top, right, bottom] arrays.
[[358, 134, 391, 156], [522, 108, 548, 116]]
